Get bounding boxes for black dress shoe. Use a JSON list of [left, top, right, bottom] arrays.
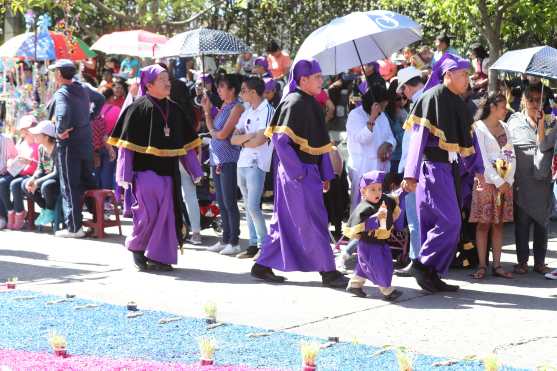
[[382, 289, 403, 302], [251, 263, 285, 283], [346, 287, 367, 298], [394, 261, 413, 277], [430, 271, 459, 292], [410, 260, 438, 293], [132, 251, 148, 271], [146, 260, 173, 271], [321, 271, 350, 288]]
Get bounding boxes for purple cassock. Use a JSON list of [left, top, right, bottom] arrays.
[[344, 171, 406, 288], [403, 54, 484, 276], [109, 64, 203, 266], [256, 58, 337, 273]]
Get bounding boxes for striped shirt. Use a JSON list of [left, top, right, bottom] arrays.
[[210, 99, 242, 165]]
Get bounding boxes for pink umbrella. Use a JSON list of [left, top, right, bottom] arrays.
[[91, 30, 167, 58]]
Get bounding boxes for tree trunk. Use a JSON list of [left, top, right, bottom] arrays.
[[3, 8, 23, 43], [485, 34, 503, 94]]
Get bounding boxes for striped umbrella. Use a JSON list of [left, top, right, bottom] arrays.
[[0, 31, 95, 61]]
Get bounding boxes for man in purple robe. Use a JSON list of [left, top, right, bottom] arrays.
[[108, 65, 203, 271], [251, 59, 349, 288], [401, 54, 484, 292]]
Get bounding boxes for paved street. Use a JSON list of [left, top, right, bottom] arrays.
[[1, 205, 556, 370]]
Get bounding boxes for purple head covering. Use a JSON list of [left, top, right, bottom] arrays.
[[263, 77, 277, 92], [139, 64, 167, 97], [254, 56, 269, 72], [359, 170, 386, 188], [197, 73, 214, 85], [366, 61, 380, 74], [423, 53, 471, 92], [285, 58, 322, 96]]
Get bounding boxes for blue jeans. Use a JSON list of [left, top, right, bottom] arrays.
[[405, 192, 421, 260], [0, 174, 14, 217], [237, 165, 268, 246], [180, 168, 201, 233], [212, 163, 240, 245], [22, 177, 60, 210], [95, 148, 116, 189], [9, 176, 30, 213]]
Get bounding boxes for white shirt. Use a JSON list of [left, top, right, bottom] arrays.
[[236, 99, 275, 172], [474, 120, 516, 187], [346, 106, 396, 174], [398, 88, 424, 173]]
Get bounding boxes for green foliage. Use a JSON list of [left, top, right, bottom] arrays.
[[2, 0, 556, 56]]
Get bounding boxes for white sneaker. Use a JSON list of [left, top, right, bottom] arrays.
[[189, 233, 202, 245], [207, 241, 226, 252], [0, 217, 6, 230], [55, 228, 86, 238], [220, 244, 243, 255], [545, 269, 557, 280]]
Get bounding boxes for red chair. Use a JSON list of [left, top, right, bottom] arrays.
[[26, 198, 36, 230], [82, 189, 122, 239]]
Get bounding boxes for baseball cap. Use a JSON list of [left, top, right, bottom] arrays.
[[17, 115, 38, 130], [48, 59, 76, 72], [396, 67, 422, 93], [29, 120, 56, 138]]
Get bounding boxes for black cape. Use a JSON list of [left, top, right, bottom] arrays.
[[403, 84, 475, 157], [344, 195, 398, 243], [265, 88, 332, 163], [107, 95, 201, 247], [108, 95, 201, 159]]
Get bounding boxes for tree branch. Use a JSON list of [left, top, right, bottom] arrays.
[[90, 0, 135, 23], [167, 0, 227, 26]]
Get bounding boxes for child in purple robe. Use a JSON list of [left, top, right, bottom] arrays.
[[344, 170, 404, 301]]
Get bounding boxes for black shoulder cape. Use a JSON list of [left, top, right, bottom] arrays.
[[403, 84, 475, 157], [344, 195, 400, 243], [265, 89, 332, 159], [107, 95, 201, 157]]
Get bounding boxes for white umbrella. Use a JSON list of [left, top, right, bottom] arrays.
[[156, 27, 249, 58], [91, 30, 168, 58], [295, 10, 422, 75]]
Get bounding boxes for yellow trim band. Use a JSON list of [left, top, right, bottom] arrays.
[[403, 114, 475, 157], [264, 125, 333, 155], [463, 242, 475, 251], [106, 137, 202, 157], [343, 222, 392, 240]]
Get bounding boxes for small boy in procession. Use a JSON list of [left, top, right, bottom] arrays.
[[344, 170, 405, 301]]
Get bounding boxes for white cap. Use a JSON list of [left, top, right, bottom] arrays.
[[17, 115, 38, 130], [29, 120, 56, 138], [396, 66, 422, 93]]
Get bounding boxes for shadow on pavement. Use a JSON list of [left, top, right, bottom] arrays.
[[395, 287, 557, 312], [0, 261, 94, 282]]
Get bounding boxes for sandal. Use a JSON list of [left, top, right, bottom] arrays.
[[471, 266, 487, 279], [492, 266, 513, 279], [513, 263, 528, 275], [534, 264, 551, 275]]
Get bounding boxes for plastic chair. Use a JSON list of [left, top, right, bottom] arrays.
[[82, 189, 122, 239], [25, 198, 36, 230]]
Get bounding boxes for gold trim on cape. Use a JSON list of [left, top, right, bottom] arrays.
[[106, 137, 202, 157], [403, 114, 475, 157], [264, 126, 333, 155], [343, 222, 392, 240]]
